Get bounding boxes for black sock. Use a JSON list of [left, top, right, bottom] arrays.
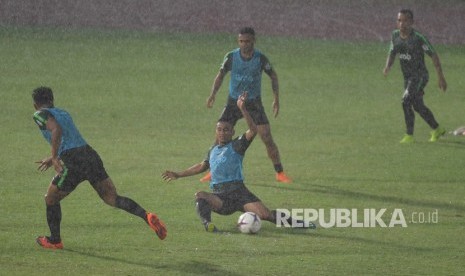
[[115, 196, 147, 222], [274, 164, 284, 173], [269, 210, 278, 224], [272, 209, 305, 227], [196, 198, 212, 225], [46, 204, 62, 243]]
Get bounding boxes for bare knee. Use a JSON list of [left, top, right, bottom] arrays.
[[94, 178, 118, 207], [245, 203, 273, 221], [44, 184, 66, 205], [195, 191, 209, 200], [44, 193, 57, 206]]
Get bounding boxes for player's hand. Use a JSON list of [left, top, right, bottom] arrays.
[[237, 91, 248, 110], [36, 157, 53, 172], [206, 95, 216, 108], [438, 77, 447, 92], [51, 157, 63, 175], [272, 99, 279, 118], [162, 171, 179, 182], [383, 67, 390, 77]]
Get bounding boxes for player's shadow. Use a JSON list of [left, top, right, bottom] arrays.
[[253, 182, 465, 212], [64, 249, 242, 275]]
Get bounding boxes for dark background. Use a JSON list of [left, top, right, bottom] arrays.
[[1, 0, 464, 44]]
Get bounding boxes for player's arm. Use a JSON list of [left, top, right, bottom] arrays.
[[262, 55, 280, 118], [383, 54, 395, 76], [162, 161, 209, 182], [237, 92, 257, 141], [207, 70, 226, 108], [383, 36, 396, 76], [269, 70, 280, 118], [207, 53, 232, 108], [46, 116, 63, 174], [34, 112, 63, 174], [431, 53, 447, 92]]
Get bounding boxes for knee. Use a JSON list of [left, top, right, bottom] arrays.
[[260, 133, 275, 146], [412, 103, 425, 113], [401, 100, 411, 109], [103, 195, 117, 207], [195, 191, 208, 200], [44, 193, 55, 206]]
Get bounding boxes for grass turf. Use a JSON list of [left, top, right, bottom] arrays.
[[1, 26, 465, 275]]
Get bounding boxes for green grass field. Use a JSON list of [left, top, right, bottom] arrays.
[[1, 26, 465, 275]]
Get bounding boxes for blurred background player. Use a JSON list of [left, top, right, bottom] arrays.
[[383, 9, 447, 143], [203, 27, 292, 183], [32, 86, 166, 249]]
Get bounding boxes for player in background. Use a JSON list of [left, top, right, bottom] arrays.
[[162, 92, 315, 232], [32, 87, 166, 249], [202, 27, 292, 183], [383, 9, 447, 143]]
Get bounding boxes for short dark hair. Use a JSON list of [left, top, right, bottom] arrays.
[[239, 27, 255, 36], [217, 119, 234, 128], [399, 9, 414, 20], [32, 86, 54, 106]]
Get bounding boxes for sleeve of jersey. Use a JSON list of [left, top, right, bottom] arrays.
[[232, 134, 252, 155], [220, 52, 233, 73], [203, 147, 213, 169], [388, 32, 396, 56], [261, 54, 273, 74], [418, 33, 436, 56], [33, 110, 51, 130]]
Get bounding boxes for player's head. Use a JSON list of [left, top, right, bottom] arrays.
[[239, 27, 255, 37], [238, 27, 256, 53], [32, 86, 54, 109], [216, 120, 235, 145], [399, 9, 414, 21], [397, 9, 414, 32]]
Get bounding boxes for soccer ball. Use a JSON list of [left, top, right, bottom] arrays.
[[237, 212, 261, 234]]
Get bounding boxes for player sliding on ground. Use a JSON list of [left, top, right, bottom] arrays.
[[32, 87, 167, 249], [162, 92, 315, 232]]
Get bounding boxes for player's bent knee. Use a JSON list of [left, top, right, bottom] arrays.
[[195, 191, 208, 199]]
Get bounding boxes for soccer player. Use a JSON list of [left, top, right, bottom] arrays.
[[32, 87, 167, 249], [202, 27, 292, 183], [162, 92, 314, 232], [383, 9, 447, 143]]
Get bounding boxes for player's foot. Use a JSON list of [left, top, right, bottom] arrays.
[[429, 126, 446, 142], [200, 172, 211, 182], [36, 236, 63, 249], [399, 134, 414, 144], [147, 212, 167, 240], [204, 222, 218, 233], [276, 172, 292, 183], [304, 220, 317, 229]]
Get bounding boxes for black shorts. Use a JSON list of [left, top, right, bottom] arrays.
[[219, 96, 269, 126], [214, 183, 261, 215], [402, 76, 428, 103], [52, 145, 109, 193]]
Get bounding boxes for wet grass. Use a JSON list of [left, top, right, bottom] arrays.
[[1, 26, 465, 275]]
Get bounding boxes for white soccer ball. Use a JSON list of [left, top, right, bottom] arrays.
[[237, 212, 261, 234]]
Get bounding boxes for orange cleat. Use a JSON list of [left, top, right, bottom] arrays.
[[200, 172, 211, 182], [36, 236, 63, 249], [276, 172, 292, 183], [147, 212, 167, 240]]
